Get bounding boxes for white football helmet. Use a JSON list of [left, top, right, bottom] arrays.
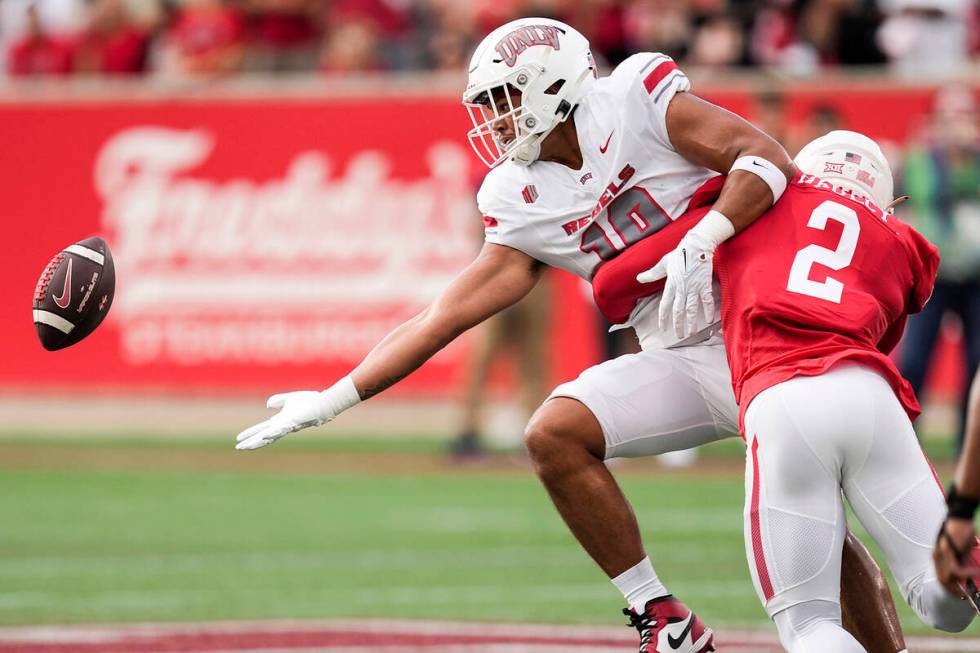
[[795, 130, 895, 210], [463, 18, 597, 168]]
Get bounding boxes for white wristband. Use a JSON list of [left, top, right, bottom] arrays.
[[690, 209, 735, 249], [319, 375, 361, 418], [729, 155, 788, 205]]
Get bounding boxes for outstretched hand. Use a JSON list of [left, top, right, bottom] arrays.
[[236, 391, 332, 451]]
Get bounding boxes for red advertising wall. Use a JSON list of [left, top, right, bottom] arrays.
[[0, 93, 594, 395], [0, 80, 970, 396]]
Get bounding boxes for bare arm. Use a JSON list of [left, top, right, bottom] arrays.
[[666, 93, 796, 232], [955, 370, 980, 497], [352, 242, 543, 399], [933, 370, 980, 591]]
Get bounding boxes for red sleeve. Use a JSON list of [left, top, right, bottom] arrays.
[[591, 175, 723, 323], [897, 220, 940, 314], [592, 205, 710, 323]]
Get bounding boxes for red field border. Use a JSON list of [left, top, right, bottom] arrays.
[[0, 619, 978, 652]]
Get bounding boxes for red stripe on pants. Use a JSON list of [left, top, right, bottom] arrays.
[[750, 436, 775, 601]]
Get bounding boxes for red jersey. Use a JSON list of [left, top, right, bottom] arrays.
[[716, 174, 939, 423]]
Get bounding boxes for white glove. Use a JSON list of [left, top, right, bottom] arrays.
[[235, 376, 361, 451], [636, 210, 734, 339]]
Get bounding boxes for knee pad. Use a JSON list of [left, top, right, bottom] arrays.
[[905, 575, 975, 633], [774, 600, 865, 653]]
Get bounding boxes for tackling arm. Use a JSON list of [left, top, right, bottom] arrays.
[[637, 94, 796, 338], [236, 243, 543, 450], [666, 93, 795, 232]]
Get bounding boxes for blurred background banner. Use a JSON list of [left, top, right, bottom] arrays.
[[0, 79, 972, 397], [0, 88, 606, 395]]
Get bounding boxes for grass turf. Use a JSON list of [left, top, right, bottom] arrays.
[[0, 437, 975, 638]]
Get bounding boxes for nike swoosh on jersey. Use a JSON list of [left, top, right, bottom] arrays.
[[53, 258, 73, 309], [666, 613, 694, 650], [599, 130, 615, 154]]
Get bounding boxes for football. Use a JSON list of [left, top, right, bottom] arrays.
[[32, 236, 115, 351]]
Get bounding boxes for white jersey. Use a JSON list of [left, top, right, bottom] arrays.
[[478, 53, 720, 349]]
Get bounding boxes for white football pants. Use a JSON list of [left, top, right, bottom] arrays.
[[743, 364, 975, 653], [549, 339, 739, 459]]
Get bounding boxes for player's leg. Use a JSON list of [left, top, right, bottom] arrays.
[[839, 366, 976, 633], [524, 396, 647, 579], [841, 531, 908, 653], [526, 343, 900, 651], [525, 342, 734, 651], [525, 343, 736, 578], [742, 377, 864, 652], [899, 280, 948, 399]]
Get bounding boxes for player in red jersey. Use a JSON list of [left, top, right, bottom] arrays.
[[588, 133, 974, 652], [710, 131, 976, 651]]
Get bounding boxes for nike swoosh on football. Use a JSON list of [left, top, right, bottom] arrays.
[[667, 614, 694, 649], [599, 130, 615, 153], [53, 258, 73, 309]]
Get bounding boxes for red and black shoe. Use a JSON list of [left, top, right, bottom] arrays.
[[623, 595, 715, 653]]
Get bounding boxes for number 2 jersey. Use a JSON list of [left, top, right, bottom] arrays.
[[477, 53, 720, 349], [716, 173, 939, 423]]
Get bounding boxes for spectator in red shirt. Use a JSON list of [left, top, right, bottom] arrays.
[[163, 0, 246, 77], [241, 0, 322, 72], [71, 0, 150, 75], [7, 4, 73, 77]]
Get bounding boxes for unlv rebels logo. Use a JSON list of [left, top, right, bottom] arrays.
[[495, 25, 562, 67]]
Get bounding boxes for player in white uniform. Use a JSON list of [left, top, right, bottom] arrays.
[[235, 18, 904, 653]]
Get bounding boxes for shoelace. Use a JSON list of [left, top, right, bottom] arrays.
[[623, 608, 656, 650]]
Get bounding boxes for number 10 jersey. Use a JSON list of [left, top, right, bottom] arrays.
[[477, 53, 717, 348], [716, 173, 939, 425]]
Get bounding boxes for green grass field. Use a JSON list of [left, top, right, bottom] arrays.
[[0, 434, 976, 639]]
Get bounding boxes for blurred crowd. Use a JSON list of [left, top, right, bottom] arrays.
[[2, 0, 979, 80]]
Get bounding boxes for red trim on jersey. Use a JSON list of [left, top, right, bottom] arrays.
[[750, 436, 775, 602], [483, 216, 498, 228], [643, 60, 679, 94]]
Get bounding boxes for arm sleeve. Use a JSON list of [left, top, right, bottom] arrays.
[[591, 205, 710, 323], [609, 53, 691, 152]]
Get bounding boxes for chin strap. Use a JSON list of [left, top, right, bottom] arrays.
[[884, 195, 910, 214]]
